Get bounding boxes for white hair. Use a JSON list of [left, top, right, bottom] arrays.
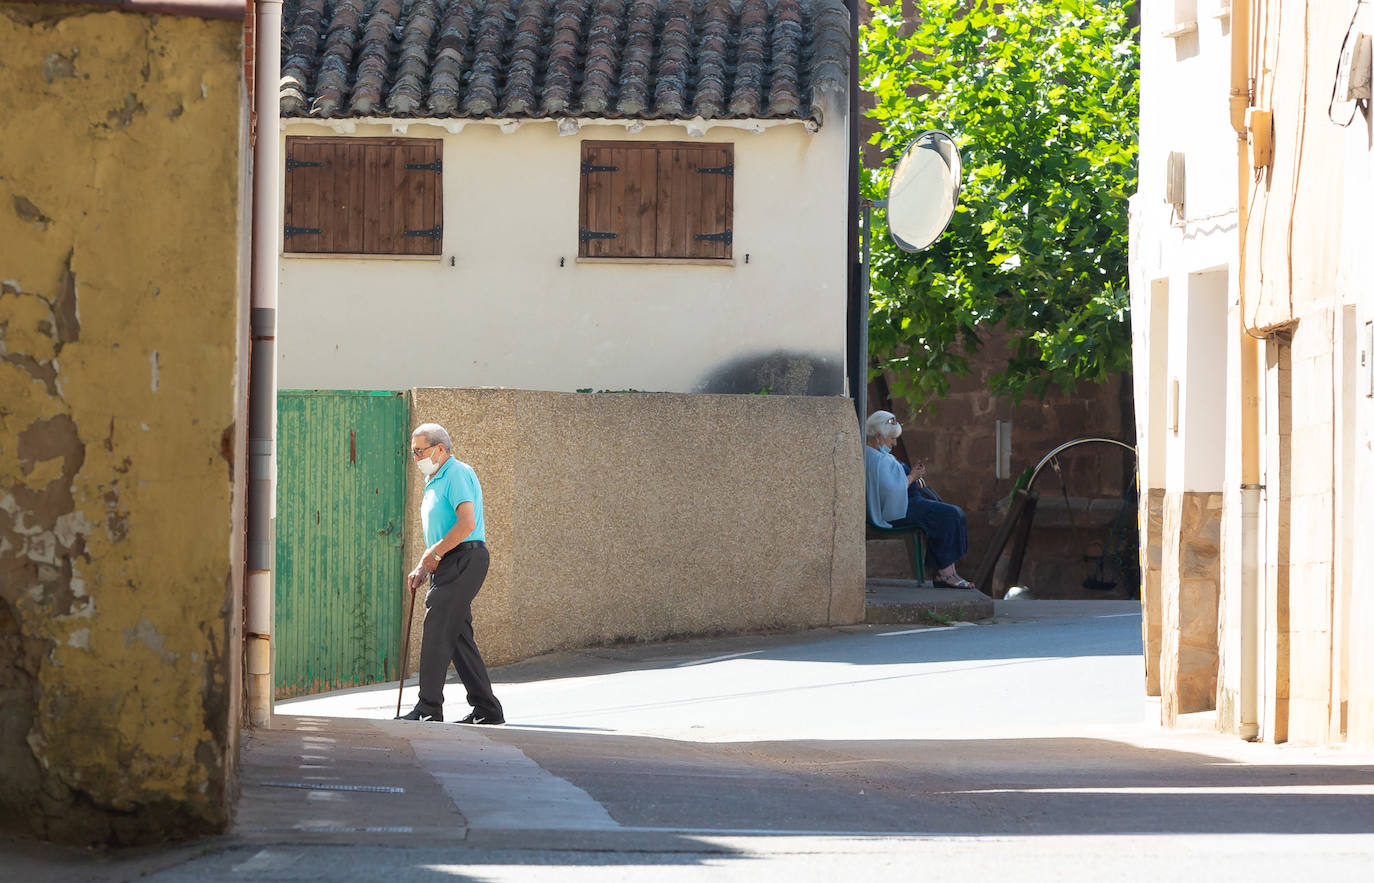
[[411, 423, 452, 451], [865, 410, 902, 440]]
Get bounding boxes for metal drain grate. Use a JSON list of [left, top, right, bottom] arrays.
[[261, 781, 405, 793], [297, 825, 414, 833]]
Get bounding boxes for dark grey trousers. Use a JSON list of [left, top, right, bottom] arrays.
[[416, 543, 502, 718]]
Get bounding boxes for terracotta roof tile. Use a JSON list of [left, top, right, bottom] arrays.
[[279, 0, 850, 125]]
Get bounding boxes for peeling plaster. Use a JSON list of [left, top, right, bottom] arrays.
[[41, 50, 78, 83], [122, 617, 166, 655], [14, 195, 53, 230], [1, 7, 243, 845]]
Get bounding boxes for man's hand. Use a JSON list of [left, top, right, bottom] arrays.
[[408, 565, 426, 591], [421, 548, 440, 574]]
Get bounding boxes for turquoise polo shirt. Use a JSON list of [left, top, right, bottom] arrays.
[[421, 456, 484, 546]]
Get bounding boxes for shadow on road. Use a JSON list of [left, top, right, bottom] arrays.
[[491, 615, 1144, 686], [492, 726, 1374, 837]]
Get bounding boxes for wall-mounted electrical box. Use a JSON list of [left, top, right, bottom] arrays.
[[1246, 107, 1274, 169]]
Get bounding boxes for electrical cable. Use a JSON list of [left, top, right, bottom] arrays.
[[1328, 1, 1369, 127], [1284, 0, 1311, 322], [1238, 0, 1269, 341]]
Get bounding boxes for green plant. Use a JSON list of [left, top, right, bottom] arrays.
[[861, 0, 1139, 406], [919, 609, 956, 626]]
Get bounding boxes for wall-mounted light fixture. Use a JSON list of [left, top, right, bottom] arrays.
[[995, 419, 1013, 480]]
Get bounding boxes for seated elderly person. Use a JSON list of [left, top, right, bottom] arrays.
[[864, 410, 975, 589]]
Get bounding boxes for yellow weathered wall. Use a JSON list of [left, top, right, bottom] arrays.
[[402, 390, 866, 672], [0, 4, 246, 844]]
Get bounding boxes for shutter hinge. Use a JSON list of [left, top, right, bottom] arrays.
[[404, 226, 443, 240], [405, 159, 442, 172], [580, 228, 619, 242], [696, 163, 734, 177], [694, 229, 733, 244], [581, 161, 619, 175], [286, 158, 324, 171], [284, 224, 322, 237]]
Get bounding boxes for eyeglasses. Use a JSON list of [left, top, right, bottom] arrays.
[[410, 443, 436, 459], [885, 417, 899, 424]]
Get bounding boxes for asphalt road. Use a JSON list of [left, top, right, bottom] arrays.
[[14, 608, 1374, 881]]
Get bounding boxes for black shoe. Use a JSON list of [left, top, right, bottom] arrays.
[[395, 705, 442, 722], [457, 710, 505, 725]]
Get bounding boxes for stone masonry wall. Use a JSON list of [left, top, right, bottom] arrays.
[[1160, 491, 1222, 724], [0, 5, 246, 844], [1141, 487, 1164, 697]]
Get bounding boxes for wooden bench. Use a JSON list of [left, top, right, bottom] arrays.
[[866, 520, 928, 582]]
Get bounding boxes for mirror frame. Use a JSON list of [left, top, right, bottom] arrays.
[[886, 130, 962, 254]]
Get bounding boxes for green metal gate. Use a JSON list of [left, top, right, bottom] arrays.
[[275, 390, 408, 699]]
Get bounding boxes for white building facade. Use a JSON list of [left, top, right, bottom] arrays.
[[1131, 0, 1374, 746], [274, 0, 852, 397]]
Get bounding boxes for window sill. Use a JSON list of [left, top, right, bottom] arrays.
[[282, 252, 443, 261], [575, 257, 736, 267], [1162, 20, 1198, 39]]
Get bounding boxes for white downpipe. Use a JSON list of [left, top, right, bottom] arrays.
[[247, 0, 282, 728], [1239, 484, 1261, 739], [1232, 0, 1261, 742]]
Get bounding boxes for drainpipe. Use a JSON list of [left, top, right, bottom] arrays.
[[1230, 0, 1261, 742], [845, 0, 862, 422], [246, 0, 282, 728]]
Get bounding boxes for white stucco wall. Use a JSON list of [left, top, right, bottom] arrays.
[[1132, 0, 1374, 746], [1130, 5, 1238, 495], [276, 116, 849, 396], [1337, 1, 1374, 748]]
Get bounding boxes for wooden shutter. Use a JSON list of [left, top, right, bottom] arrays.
[[285, 136, 441, 256], [579, 142, 657, 258], [284, 137, 365, 254], [395, 140, 442, 256], [363, 139, 442, 256], [655, 143, 733, 260]]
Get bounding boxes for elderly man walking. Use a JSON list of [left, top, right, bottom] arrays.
[[396, 422, 505, 725]]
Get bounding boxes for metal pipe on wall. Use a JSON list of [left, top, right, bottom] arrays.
[[858, 200, 871, 424], [246, 0, 282, 729], [845, 0, 862, 422], [1230, 0, 1262, 741]]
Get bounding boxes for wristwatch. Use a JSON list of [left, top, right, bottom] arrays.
[[429, 548, 443, 562]]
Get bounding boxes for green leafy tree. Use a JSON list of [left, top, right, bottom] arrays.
[[861, 0, 1139, 405]]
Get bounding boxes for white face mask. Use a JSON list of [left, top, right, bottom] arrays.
[[416, 455, 440, 477]]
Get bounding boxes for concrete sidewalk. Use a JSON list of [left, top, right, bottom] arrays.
[[863, 578, 994, 624], [864, 578, 1141, 626]]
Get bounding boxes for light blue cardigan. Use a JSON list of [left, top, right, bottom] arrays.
[[864, 445, 908, 528]]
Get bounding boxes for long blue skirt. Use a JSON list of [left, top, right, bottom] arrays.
[[891, 485, 969, 570]]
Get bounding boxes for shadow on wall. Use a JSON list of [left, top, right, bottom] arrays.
[[696, 351, 844, 396]]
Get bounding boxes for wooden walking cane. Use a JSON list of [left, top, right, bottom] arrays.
[[396, 582, 418, 718]]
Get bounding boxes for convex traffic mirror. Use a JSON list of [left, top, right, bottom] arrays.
[[886, 130, 962, 253]]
